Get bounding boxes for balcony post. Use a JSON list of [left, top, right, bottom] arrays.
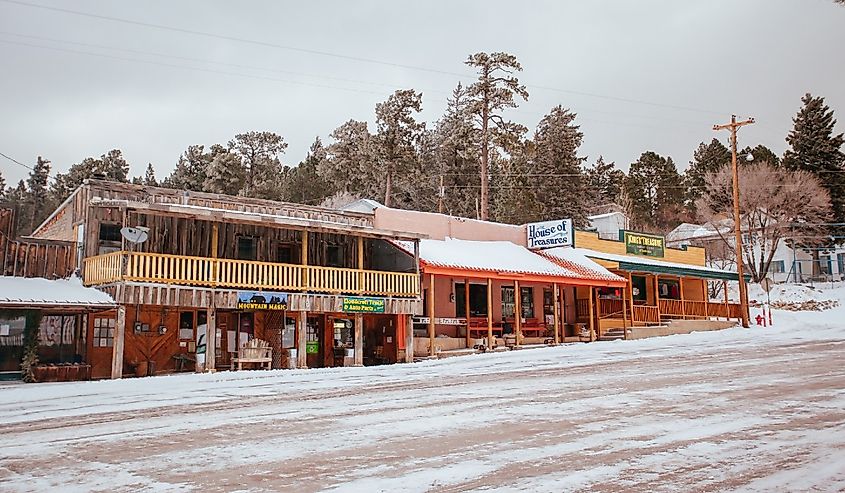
[[702, 278, 709, 319], [486, 278, 494, 350], [205, 303, 217, 372], [628, 272, 635, 325], [553, 283, 561, 345], [653, 274, 661, 321], [464, 278, 471, 349], [514, 280, 522, 347], [297, 312, 308, 369], [404, 314, 414, 363], [587, 287, 595, 342], [622, 285, 629, 340], [211, 223, 219, 286], [357, 236, 364, 294], [354, 313, 364, 367], [723, 279, 730, 321], [110, 304, 126, 379], [679, 276, 686, 319], [301, 231, 309, 290], [428, 273, 436, 357]]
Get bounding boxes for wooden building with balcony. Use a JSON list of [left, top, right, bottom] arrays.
[[30, 180, 424, 379]]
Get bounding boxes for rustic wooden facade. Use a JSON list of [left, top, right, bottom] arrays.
[[30, 180, 424, 379], [1, 207, 76, 279]]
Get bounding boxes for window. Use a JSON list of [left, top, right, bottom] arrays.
[[276, 243, 296, 264], [237, 236, 257, 260], [658, 279, 681, 300], [179, 312, 194, 340], [454, 283, 489, 317], [92, 317, 115, 347], [326, 245, 342, 267], [838, 254, 845, 276], [501, 286, 534, 319], [820, 255, 832, 275], [98, 223, 122, 242], [771, 260, 785, 274]]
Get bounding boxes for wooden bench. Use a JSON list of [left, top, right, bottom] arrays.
[[232, 338, 272, 370]]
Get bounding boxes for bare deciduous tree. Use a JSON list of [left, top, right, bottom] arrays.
[[697, 162, 832, 282]]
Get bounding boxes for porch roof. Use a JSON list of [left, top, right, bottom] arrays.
[[0, 276, 115, 309], [394, 239, 626, 286], [90, 198, 428, 241], [573, 248, 745, 281]]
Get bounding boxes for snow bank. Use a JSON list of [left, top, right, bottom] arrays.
[[742, 282, 841, 311]]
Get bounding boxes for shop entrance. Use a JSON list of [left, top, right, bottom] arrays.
[[364, 315, 396, 366], [326, 316, 354, 367], [306, 316, 323, 368]]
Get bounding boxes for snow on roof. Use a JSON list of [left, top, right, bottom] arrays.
[[394, 239, 625, 284], [666, 222, 728, 242], [587, 211, 625, 220], [574, 248, 740, 278], [539, 247, 628, 283], [340, 199, 384, 214], [0, 276, 115, 308]]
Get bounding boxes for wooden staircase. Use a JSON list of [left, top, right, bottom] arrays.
[[598, 328, 626, 342]]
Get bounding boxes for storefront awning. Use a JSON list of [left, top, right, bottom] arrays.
[[0, 276, 115, 309], [572, 248, 747, 281], [394, 239, 626, 287]]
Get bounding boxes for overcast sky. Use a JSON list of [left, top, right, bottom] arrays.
[[1, 0, 843, 186]]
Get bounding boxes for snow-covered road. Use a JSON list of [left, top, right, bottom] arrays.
[[1, 305, 844, 492]]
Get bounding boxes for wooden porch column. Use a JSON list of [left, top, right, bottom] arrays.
[[205, 304, 217, 371], [486, 278, 494, 349], [297, 312, 308, 369], [552, 284, 561, 345], [301, 231, 309, 289], [702, 278, 709, 319], [464, 278, 471, 349], [354, 313, 363, 366], [622, 285, 629, 340], [653, 274, 661, 322], [627, 273, 635, 325], [587, 287, 596, 342], [428, 273, 436, 357], [210, 223, 219, 285], [514, 280, 522, 347], [679, 276, 686, 319], [357, 236, 364, 294], [110, 304, 127, 379], [405, 314, 414, 363], [723, 279, 730, 321]]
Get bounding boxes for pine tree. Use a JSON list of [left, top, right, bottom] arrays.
[[283, 137, 335, 205], [431, 84, 480, 217], [584, 156, 625, 208], [465, 52, 529, 220], [684, 138, 731, 209], [204, 151, 245, 196], [0, 170, 6, 201], [624, 151, 684, 231], [164, 145, 210, 191], [531, 106, 588, 226], [783, 93, 845, 227], [374, 89, 425, 207], [144, 163, 158, 186], [229, 131, 288, 198], [740, 144, 780, 167], [24, 156, 51, 234], [321, 120, 377, 198], [50, 150, 132, 204], [100, 149, 129, 181], [491, 141, 543, 224]]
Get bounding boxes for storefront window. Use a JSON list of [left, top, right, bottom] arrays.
[[92, 317, 115, 347], [631, 276, 647, 302], [179, 312, 194, 340], [454, 283, 488, 317], [502, 286, 534, 319], [658, 279, 681, 300], [333, 319, 353, 348]]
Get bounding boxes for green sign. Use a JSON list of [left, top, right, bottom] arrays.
[[306, 341, 319, 354], [623, 231, 665, 258], [342, 297, 385, 313]]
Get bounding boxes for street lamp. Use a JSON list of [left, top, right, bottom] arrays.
[[713, 115, 755, 328]]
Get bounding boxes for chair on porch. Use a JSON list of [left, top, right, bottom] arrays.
[[231, 338, 273, 370]]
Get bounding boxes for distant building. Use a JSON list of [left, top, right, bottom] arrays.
[[587, 211, 628, 240]]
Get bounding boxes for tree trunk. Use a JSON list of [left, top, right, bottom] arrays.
[[480, 104, 489, 221], [384, 166, 393, 208]]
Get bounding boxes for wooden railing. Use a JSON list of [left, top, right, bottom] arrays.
[[84, 251, 420, 297], [597, 298, 625, 319], [658, 299, 684, 318], [683, 300, 708, 318], [632, 305, 660, 324], [576, 299, 590, 318]]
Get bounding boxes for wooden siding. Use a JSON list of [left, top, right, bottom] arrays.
[[575, 230, 706, 266], [1, 208, 76, 279]]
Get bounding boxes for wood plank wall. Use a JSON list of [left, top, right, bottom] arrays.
[[0, 208, 76, 278]]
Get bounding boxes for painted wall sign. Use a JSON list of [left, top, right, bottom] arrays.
[[236, 291, 289, 310], [342, 297, 385, 313], [527, 219, 573, 249], [622, 231, 665, 258], [412, 317, 467, 325]]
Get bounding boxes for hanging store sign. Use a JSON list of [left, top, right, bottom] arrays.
[[622, 231, 665, 258], [527, 219, 573, 249], [342, 297, 385, 313], [412, 317, 467, 325], [236, 291, 289, 310]]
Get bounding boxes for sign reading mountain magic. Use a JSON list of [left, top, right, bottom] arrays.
[[342, 297, 385, 313], [526, 219, 573, 250], [623, 231, 665, 258], [236, 291, 288, 310]]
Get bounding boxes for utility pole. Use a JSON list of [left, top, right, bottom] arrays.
[[713, 115, 754, 328], [438, 175, 445, 214]]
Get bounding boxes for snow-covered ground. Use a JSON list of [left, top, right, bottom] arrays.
[[1, 290, 845, 492]]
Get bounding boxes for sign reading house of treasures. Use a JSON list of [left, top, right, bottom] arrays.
[[622, 231, 665, 258], [526, 219, 573, 250]]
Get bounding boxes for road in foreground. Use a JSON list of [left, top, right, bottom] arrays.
[[1, 306, 844, 493]]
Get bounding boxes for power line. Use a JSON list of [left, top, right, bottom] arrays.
[[0, 151, 34, 171], [1, 0, 733, 116]]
